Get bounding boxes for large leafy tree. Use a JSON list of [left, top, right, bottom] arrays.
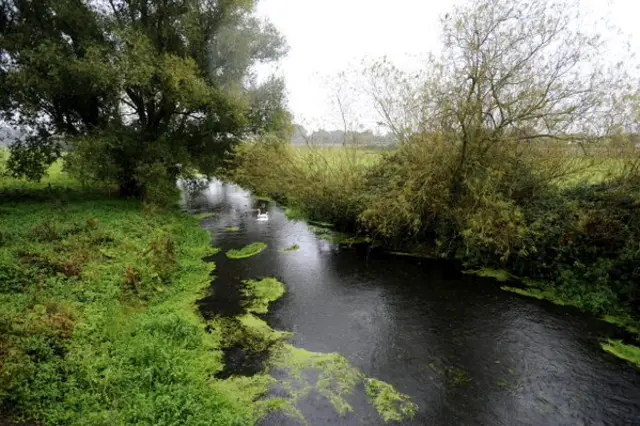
[[0, 0, 290, 197]]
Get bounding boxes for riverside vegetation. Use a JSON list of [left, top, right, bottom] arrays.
[[231, 138, 640, 367], [0, 163, 419, 424], [2, 0, 640, 422], [229, 0, 640, 367]]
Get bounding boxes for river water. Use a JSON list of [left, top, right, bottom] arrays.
[[185, 181, 640, 426]]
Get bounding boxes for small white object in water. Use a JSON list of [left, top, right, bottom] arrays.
[[257, 212, 269, 221]]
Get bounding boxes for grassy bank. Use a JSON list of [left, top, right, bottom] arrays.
[[230, 141, 640, 366], [1, 162, 420, 424], [0, 167, 271, 425]]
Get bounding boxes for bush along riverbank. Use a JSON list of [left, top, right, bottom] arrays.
[[228, 140, 640, 367]]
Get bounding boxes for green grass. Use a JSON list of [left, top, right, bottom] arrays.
[[0, 158, 78, 190], [602, 340, 640, 368], [0, 164, 272, 425], [225, 242, 267, 259], [279, 244, 300, 253]]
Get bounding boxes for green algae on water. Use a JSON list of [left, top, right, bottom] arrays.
[[602, 340, 640, 368], [269, 344, 364, 416], [280, 244, 300, 253], [365, 378, 418, 423], [501, 285, 549, 301], [242, 278, 286, 314], [225, 226, 240, 232], [387, 251, 433, 259], [226, 242, 267, 259], [210, 261, 417, 424], [268, 344, 418, 422]]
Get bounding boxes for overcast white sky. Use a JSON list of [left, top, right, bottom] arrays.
[[255, 0, 640, 131]]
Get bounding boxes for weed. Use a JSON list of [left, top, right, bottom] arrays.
[[279, 244, 300, 253], [226, 242, 267, 260], [602, 340, 640, 368]]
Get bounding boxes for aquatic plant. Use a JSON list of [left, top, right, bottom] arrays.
[[365, 378, 419, 423], [466, 268, 513, 282], [279, 244, 300, 253], [226, 242, 267, 259], [243, 278, 286, 314], [224, 226, 240, 232], [602, 340, 640, 368]]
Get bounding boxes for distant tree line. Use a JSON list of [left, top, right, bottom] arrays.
[[290, 124, 396, 147]]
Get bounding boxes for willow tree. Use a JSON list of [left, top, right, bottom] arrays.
[[368, 0, 633, 190], [360, 0, 636, 249], [0, 0, 290, 198]]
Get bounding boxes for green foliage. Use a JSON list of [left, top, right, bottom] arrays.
[[232, 138, 640, 346], [0, 0, 291, 199], [602, 340, 640, 368], [0, 178, 271, 424], [231, 141, 376, 231], [226, 242, 267, 259]]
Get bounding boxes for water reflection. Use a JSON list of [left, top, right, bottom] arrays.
[[189, 181, 640, 426]]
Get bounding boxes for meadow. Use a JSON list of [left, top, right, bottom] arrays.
[[0, 162, 271, 425]]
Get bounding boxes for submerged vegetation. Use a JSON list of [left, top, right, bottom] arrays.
[[212, 274, 418, 424], [280, 244, 301, 253], [226, 242, 268, 260], [195, 212, 217, 220], [242, 278, 286, 314]]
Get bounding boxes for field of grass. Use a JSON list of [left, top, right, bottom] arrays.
[[0, 164, 270, 425], [291, 145, 630, 186]]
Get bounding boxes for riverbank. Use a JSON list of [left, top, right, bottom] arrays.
[[189, 181, 640, 424], [0, 173, 268, 424], [229, 142, 640, 367], [0, 165, 420, 425]]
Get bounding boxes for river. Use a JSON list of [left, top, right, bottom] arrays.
[[185, 181, 640, 426]]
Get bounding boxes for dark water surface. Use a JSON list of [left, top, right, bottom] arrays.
[[186, 182, 640, 426]]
